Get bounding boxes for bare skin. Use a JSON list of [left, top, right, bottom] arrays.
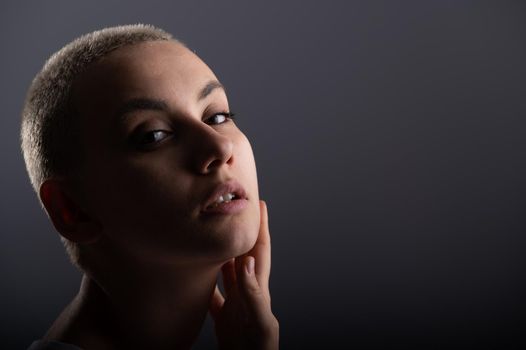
[[39, 41, 278, 349]]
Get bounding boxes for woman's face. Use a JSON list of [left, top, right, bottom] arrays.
[[71, 40, 260, 265]]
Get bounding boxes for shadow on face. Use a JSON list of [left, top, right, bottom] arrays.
[[67, 41, 261, 266]]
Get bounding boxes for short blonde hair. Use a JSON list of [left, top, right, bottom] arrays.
[[20, 24, 176, 268]]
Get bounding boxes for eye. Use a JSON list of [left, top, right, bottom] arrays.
[[206, 112, 236, 125], [134, 130, 172, 146]]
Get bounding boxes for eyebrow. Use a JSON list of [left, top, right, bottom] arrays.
[[116, 80, 225, 122], [198, 80, 225, 101], [116, 98, 169, 122]]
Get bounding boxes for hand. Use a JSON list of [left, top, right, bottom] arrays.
[[209, 200, 279, 350]]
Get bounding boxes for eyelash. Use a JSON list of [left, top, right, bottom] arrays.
[[133, 112, 236, 148]]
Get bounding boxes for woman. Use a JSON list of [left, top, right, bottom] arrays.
[[22, 24, 279, 349]]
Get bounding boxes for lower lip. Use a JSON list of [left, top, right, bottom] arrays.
[[201, 199, 249, 215]]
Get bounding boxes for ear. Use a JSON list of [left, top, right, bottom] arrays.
[[40, 179, 102, 244]]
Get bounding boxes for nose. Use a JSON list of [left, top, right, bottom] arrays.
[[189, 125, 234, 174]]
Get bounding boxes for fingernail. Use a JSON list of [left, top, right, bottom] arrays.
[[246, 256, 255, 275]]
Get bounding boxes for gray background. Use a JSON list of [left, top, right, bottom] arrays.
[[1, 0, 525, 349]]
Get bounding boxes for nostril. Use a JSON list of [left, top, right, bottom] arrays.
[[205, 158, 223, 171]]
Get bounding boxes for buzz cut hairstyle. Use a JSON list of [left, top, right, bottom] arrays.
[[20, 24, 178, 269]]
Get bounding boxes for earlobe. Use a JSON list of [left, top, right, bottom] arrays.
[[40, 179, 102, 244]]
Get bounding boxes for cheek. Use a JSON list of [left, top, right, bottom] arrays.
[[235, 134, 259, 194], [82, 166, 197, 260], [82, 157, 190, 234]]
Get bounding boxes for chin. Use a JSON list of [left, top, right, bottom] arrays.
[[232, 226, 259, 256], [208, 218, 259, 262]]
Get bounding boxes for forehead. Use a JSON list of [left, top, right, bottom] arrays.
[[72, 40, 219, 111]]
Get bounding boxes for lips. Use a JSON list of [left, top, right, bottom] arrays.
[[201, 179, 248, 213]]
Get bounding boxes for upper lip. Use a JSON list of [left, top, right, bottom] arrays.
[[202, 179, 247, 211]]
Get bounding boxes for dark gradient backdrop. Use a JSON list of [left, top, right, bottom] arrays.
[[1, 1, 525, 349]]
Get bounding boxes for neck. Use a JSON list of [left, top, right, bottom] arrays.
[[47, 248, 223, 350]]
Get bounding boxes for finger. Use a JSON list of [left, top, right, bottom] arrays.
[[246, 200, 271, 297], [236, 256, 278, 333], [209, 285, 225, 322], [221, 258, 237, 298]]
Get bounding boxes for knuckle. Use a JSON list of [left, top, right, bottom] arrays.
[[246, 281, 262, 295]]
